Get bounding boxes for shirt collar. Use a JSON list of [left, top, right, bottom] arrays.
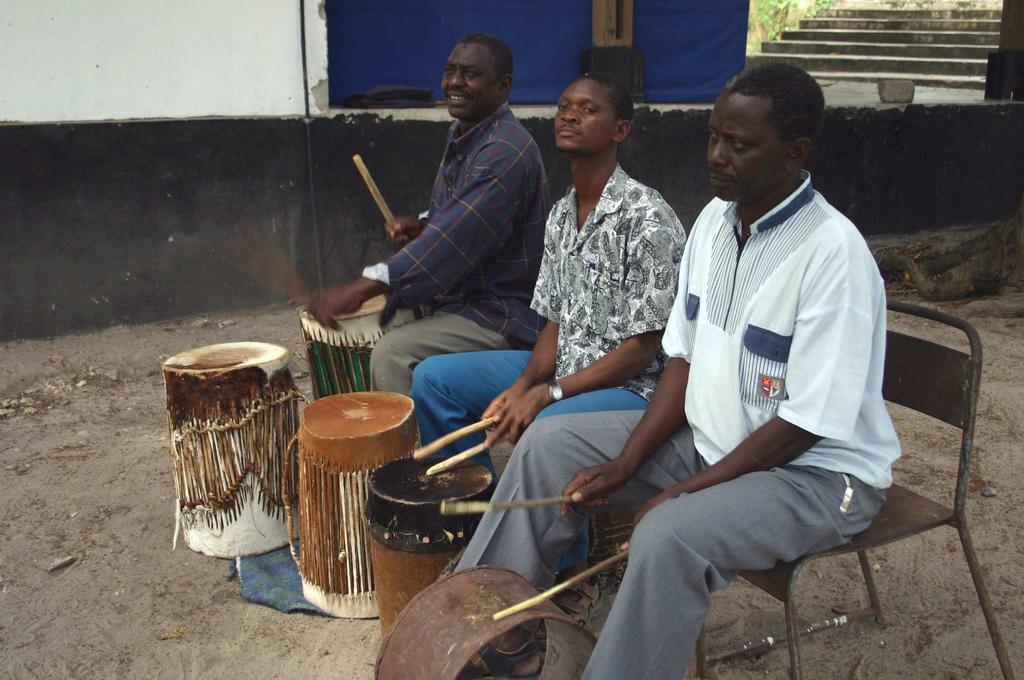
[[561, 164, 628, 226], [724, 170, 814, 235], [445, 103, 512, 160]]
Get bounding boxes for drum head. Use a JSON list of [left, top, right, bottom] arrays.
[[163, 341, 290, 373], [371, 458, 492, 506], [300, 294, 387, 327], [302, 392, 415, 440], [366, 458, 493, 553]]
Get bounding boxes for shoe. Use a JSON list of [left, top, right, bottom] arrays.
[[456, 637, 545, 679], [551, 574, 601, 627]]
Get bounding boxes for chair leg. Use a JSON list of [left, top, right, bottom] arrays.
[[857, 549, 886, 626], [784, 568, 804, 680], [957, 525, 1017, 679], [694, 625, 708, 678]]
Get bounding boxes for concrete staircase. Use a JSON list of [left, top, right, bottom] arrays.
[[748, 2, 1003, 90]]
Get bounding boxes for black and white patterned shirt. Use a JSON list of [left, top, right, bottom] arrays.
[[531, 166, 685, 400]]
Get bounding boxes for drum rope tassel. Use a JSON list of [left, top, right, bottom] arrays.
[[162, 342, 301, 557], [291, 392, 418, 618]]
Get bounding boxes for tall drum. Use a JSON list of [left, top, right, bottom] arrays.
[[290, 392, 418, 618], [162, 342, 301, 558], [299, 295, 415, 398], [366, 457, 493, 632]]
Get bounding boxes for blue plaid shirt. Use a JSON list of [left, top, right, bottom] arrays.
[[386, 104, 549, 349]]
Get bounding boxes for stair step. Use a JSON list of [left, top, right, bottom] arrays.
[[801, 17, 1001, 31], [818, 8, 1001, 19], [833, 1, 1002, 7], [808, 70, 986, 90], [781, 29, 999, 45], [746, 53, 987, 76], [762, 40, 994, 60]]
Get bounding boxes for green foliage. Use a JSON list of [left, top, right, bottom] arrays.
[[747, 0, 835, 54], [757, 0, 798, 42]]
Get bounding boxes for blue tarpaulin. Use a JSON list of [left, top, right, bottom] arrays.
[[325, 1, 747, 105]]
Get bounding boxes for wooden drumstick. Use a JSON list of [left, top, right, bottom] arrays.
[[352, 154, 396, 225], [425, 442, 488, 476], [492, 549, 630, 622], [440, 495, 573, 515], [413, 417, 497, 460]]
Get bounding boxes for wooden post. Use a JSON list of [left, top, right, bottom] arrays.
[[592, 0, 633, 47], [987, 0, 1024, 98], [1001, 0, 1024, 51]]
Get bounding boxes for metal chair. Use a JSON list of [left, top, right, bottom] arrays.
[[694, 300, 1016, 679]]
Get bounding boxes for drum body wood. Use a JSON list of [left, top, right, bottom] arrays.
[[377, 566, 597, 680], [366, 458, 492, 632], [296, 392, 417, 618], [161, 342, 300, 558], [299, 295, 415, 398]]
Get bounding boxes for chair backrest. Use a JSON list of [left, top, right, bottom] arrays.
[[882, 300, 983, 519]]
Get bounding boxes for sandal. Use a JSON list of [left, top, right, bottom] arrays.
[[457, 637, 546, 679], [551, 574, 601, 627]]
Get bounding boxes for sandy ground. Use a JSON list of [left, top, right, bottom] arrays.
[[1, 291, 1021, 680]]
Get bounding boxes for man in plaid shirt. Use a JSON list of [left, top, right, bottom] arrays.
[[309, 34, 549, 395]]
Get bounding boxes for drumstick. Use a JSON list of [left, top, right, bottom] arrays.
[[492, 549, 630, 622], [413, 418, 497, 460], [440, 495, 573, 515], [224, 225, 312, 305], [425, 442, 488, 476], [352, 154, 396, 225]]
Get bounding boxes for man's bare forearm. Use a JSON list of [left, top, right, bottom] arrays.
[[517, 321, 559, 387], [668, 417, 822, 496], [615, 357, 690, 469], [558, 330, 662, 399]]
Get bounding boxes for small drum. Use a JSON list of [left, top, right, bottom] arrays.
[[366, 457, 493, 632], [288, 391, 418, 618], [377, 566, 597, 679], [299, 295, 415, 398], [161, 342, 301, 557]]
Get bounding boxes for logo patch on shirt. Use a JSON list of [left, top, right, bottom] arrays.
[[759, 374, 785, 400]]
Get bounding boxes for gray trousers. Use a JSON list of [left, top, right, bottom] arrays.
[[456, 411, 885, 680], [369, 312, 511, 396]]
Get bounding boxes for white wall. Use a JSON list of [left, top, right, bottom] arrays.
[[0, 0, 328, 123]]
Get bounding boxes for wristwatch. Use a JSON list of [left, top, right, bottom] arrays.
[[548, 379, 564, 402]]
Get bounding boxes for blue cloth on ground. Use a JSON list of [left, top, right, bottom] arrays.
[[231, 540, 328, 616]]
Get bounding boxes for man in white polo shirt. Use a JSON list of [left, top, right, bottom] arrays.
[[454, 63, 900, 679]]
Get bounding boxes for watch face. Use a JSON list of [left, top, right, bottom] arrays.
[[549, 382, 563, 401]]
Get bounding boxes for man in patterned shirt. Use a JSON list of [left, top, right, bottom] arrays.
[[308, 34, 549, 395], [412, 72, 684, 474]]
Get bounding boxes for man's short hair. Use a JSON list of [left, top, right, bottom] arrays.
[[579, 72, 634, 122], [725, 64, 825, 141], [458, 33, 514, 79]]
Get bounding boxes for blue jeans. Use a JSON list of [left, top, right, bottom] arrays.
[[412, 350, 648, 569]]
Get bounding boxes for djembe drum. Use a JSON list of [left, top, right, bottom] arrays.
[[299, 295, 415, 397], [286, 391, 418, 618], [161, 342, 301, 557], [366, 457, 492, 631], [377, 566, 597, 679]]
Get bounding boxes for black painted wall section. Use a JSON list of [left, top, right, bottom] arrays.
[[2, 104, 1022, 340]]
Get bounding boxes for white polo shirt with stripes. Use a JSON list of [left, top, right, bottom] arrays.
[[662, 172, 900, 489]]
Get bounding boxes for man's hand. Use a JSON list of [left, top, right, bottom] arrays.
[[560, 459, 636, 517], [485, 384, 553, 446], [386, 216, 426, 249], [307, 278, 388, 328], [482, 382, 527, 445]]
